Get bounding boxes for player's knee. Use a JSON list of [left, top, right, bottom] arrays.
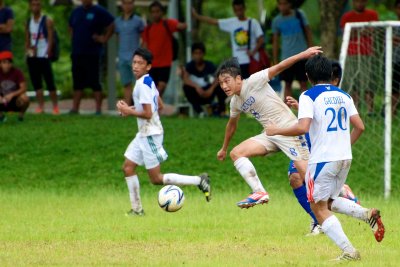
[[229, 148, 241, 161], [16, 94, 30, 110], [289, 173, 303, 189], [122, 163, 134, 176]]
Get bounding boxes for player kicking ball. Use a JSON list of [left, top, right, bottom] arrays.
[[286, 61, 360, 236], [266, 55, 384, 261], [117, 48, 211, 216], [216, 46, 322, 208]]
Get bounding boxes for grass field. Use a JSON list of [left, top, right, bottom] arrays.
[[1, 114, 399, 266]]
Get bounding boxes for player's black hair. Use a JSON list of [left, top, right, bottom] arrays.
[[232, 0, 245, 8], [149, 1, 165, 12], [331, 60, 342, 84], [305, 55, 332, 84], [133, 47, 153, 64], [216, 57, 242, 79], [191, 42, 206, 53]]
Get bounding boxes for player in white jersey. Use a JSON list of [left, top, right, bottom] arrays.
[[117, 48, 211, 216], [267, 55, 385, 261], [216, 46, 322, 208]]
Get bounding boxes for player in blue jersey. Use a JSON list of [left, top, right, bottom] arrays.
[[117, 48, 211, 216], [267, 55, 385, 261], [286, 61, 360, 236]]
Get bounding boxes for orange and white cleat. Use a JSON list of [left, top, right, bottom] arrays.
[[237, 191, 269, 209]]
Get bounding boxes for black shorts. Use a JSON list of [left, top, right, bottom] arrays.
[[0, 96, 19, 112], [27, 57, 56, 91], [279, 59, 307, 83], [149, 67, 171, 86], [71, 55, 102, 91]]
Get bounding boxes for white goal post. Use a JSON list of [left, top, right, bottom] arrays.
[[339, 21, 400, 199]]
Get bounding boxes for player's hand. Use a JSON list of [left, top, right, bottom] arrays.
[[191, 8, 199, 19], [116, 100, 130, 116], [217, 149, 227, 161], [265, 122, 279, 136], [302, 46, 323, 58], [92, 34, 105, 44], [286, 96, 299, 110], [3, 94, 12, 103]]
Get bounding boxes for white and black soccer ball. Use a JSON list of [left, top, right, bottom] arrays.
[[158, 185, 185, 212]]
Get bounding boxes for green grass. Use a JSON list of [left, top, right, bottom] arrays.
[[0, 114, 399, 266]]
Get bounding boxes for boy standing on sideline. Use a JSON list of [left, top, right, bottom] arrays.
[[216, 46, 322, 208], [115, 0, 144, 105], [266, 55, 385, 261], [116, 48, 210, 216], [142, 1, 186, 97], [272, 0, 313, 99], [25, 0, 59, 115], [0, 51, 29, 122], [192, 0, 264, 79]]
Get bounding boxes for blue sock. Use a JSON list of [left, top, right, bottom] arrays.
[[293, 184, 318, 224]]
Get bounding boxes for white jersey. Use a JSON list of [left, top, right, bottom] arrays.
[[29, 16, 49, 58], [133, 74, 163, 137], [298, 84, 358, 164], [230, 69, 298, 129], [218, 17, 263, 65]]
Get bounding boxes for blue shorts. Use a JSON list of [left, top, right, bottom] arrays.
[[118, 59, 135, 86], [288, 160, 298, 176]]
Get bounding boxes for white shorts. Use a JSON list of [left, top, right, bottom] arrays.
[[250, 133, 309, 161], [306, 160, 352, 203], [124, 134, 168, 169]]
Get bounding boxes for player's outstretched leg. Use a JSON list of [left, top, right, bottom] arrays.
[[198, 173, 211, 202], [237, 192, 269, 209], [367, 208, 385, 242]]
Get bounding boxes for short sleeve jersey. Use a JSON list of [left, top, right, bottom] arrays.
[[298, 84, 358, 164], [185, 60, 216, 89], [133, 74, 163, 137], [142, 19, 179, 68], [115, 14, 144, 61], [28, 16, 49, 58], [0, 67, 25, 96], [0, 7, 13, 51], [340, 9, 379, 55], [218, 17, 264, 65], [271, 10, 309, 60], [69, 4, 114, 56], [230, 69, 297, 128]]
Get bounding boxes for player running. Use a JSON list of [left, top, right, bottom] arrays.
[[117, 48, 210, 216], [216, 46, 322, 208], [266, 55, 385, 261]]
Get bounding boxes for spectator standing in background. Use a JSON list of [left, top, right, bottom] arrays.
[[0, 51, 29, 122], [272, 0, 313, 99], [115, 0, 144, 105], [142, 1, 186, 97], [0, 0, 13, 52], [25, 0, 59, 115], [192, 0, 264, 79], [340, 0, 379, 116], [182, 42, 227, 117], [69, 0, 114, 115]]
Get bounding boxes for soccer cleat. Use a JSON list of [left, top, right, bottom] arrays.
[[35, 107, 44, 114], [332, 250, 361, 261], [198, 173, 211, 202], [237, 191, 269, 209], [366, 208, 385, 242], [52, 106, 60, 115], [306, 220, 322, 236], [125, 209, 145, 217]]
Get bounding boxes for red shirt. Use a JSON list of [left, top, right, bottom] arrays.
[[340, 9, 379, 55], [142, 19, 179, 68], [0, 67, 25, 96]]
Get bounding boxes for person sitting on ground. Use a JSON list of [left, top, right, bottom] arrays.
[[182, 42, 227, 117], [0, 51, 29, 122]]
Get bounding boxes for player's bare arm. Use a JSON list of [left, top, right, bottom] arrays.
[[217, 115, 240, 161], [191, 8, 218, 25], [117, 101, 152, 119], [266, 118, 311, 137], [349, 114, 365, 145], [268, 46, 323, 80]]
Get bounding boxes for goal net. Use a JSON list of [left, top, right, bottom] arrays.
[[340, 21, 400, 199]]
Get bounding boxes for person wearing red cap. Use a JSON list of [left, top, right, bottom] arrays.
[[0, 51, 29, 122]]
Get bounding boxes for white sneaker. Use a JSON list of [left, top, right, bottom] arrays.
[[306, 220, 322, 236], [331, 250, 361, 261]]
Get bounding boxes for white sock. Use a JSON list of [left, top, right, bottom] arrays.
[[321, 215, 356, 253], [163, 173, 201, 185], [234, 157, 266, 192], [331, 197, 368, 221], [125, 175, 142, 212]]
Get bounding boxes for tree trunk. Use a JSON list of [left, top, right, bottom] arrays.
[[318, 0, 347, 59]]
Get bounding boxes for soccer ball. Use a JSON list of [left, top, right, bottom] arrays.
[[158, 185, 185, 212]]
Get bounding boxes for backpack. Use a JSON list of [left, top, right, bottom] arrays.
[[162, 20, 179, 61], [27, 16, 60, 62]]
